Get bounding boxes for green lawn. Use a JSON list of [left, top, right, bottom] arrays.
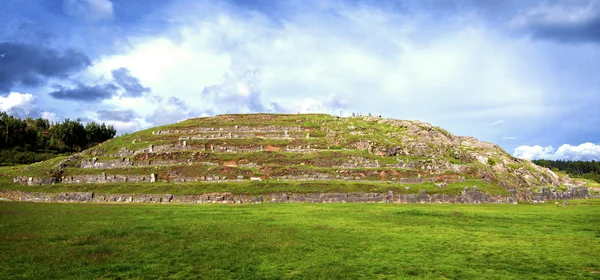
[[1, 200, 599, 279]]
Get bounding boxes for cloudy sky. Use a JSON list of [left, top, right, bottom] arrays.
[[0, 0, 599, 160]]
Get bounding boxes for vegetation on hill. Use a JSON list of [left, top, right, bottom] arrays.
[[0, 112, 116, 165], [533, 159, 600, 183], [0, 113, 576, 194]]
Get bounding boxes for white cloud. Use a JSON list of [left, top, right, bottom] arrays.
[[81, 0, 563, 144], [63, 0, 113, 21], [102, 120, 143, 135], [0, 92, 36, 117], [41, 112, 59, 123], [514, 142, 600, 161], [145, 96, 208, 126], [491, 120, 505, 126]]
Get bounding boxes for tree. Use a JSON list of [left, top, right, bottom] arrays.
[[0, 111, 118, 164]]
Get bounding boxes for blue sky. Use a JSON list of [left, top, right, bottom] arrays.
[[0, 0, 599, 160]]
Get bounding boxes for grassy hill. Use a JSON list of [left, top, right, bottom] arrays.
[[0, 114, 577, 196]]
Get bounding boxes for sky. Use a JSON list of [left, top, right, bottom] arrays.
[[0, 0, 599, 161]]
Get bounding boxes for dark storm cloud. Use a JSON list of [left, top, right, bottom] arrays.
[[49, 83, 118, 101], [111, 67, 151, 97], [384, 0, 600, 44], [526, 15, 600, 44], [45, 68, 150, 102], [97, 109, 138, 122], [0, 42, 91, 93], [458, 0, 600, 44]]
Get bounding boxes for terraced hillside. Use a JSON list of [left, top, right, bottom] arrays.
[[1, 114, 592, 203]]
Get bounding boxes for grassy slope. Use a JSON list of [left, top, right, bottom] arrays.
[[0, 179, 508, 196], [1, 200, 599, 279], [96, 114, 415, 155], [0, 114, 560, 194], [0, 159, 506, 195]]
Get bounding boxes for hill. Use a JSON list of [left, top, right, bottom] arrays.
[[1, 113, 592, 202]]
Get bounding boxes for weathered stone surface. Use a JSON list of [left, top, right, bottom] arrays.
[[6, 187, 587, 205]]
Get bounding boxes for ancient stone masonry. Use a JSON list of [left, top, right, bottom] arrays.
[[113, 144, 196, 157], [2, 185, 592, 204], [179, 132, 305, 140], [12, 177, 57, 186], [113, 144, 320, 159], [528, 186, 590, 201], [81, 157, 134, 168], [152, 126, 307, 136], [116, 147, 135, 157], [138, 144, 195, 154], [60, 174, 156, 184], [14, 173, 470, 185], [81, 157, 190, 169], [332, 161, 418, 169], [171, 176, 244, 183], [238, 163, 260, 168], [1, 190, 507, 204]]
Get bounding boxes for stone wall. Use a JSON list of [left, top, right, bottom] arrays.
[[0, 189, 505, 204], [114, 144, 196, 157], [1, 186, 591, 204], [528, 186, 590, 202], [179, 132, 305, 140], [333, 159, 418, 169], [152, 126, 307, 136], [81, 157, 134, 168], [12, 177, 57, 186], [61, 173, 156, 184], [113, 144, 320, 158], [12, 172, 467, 185], [83, 154, 430, 170], [81, 157, 195, 169]]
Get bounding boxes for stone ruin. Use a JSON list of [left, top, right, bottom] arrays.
[[12, 177, 57, 186], [528, 186, 590, 202], [152, 125, 307, 135], [9, 117, 597, 205], [4, 186, 593, 204]]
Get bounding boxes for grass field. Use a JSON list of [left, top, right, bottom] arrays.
[[1, 200, 599, 279]]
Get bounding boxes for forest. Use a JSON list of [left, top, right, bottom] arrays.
[[533, 159, 600, 183], [0, 112, 116, 165]]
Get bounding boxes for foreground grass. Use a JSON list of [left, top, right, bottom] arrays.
[[1, 200, 599, 279]]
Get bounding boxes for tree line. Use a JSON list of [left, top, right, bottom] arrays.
[[0, 112, 116, 165], [533, 159, 600, 183]]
